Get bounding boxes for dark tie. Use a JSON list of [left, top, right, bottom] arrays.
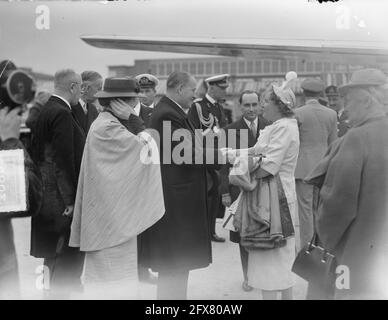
[[249, 120, 257, 139]]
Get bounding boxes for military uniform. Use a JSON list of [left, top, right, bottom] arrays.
[[188, 74, 230, 242], [135, 73, 159, 109]]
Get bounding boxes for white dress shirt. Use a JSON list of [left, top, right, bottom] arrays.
[[79, 98, 88, 114], [134, 102, 141, 117]]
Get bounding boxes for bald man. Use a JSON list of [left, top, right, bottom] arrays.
[[31, 69, 86, 298]]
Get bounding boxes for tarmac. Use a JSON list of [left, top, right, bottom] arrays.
[[11, 217, 308, 300]]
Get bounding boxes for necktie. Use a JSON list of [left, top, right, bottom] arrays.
[[249, 120, 257, 139]]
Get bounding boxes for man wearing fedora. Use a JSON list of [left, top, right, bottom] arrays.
[[305, 68, 388, 299], [31, 69, 86, 298], [294, 79, 338, 250], [188, 74, 230, 243]]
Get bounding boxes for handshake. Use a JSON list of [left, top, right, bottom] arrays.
[[220, 148, 246, 164]]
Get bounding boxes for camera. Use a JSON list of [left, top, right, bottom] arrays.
[[0, 60, 36, 110]]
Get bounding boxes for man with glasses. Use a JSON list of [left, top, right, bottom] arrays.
[[188, 74, 230, 242], [31, 69, 86, 299]]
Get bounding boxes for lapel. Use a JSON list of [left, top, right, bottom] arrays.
[[164, 96, 195, 132], [71, 103, 87, 133]]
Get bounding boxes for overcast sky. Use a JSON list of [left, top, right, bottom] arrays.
[[1, 0, 387, 78]]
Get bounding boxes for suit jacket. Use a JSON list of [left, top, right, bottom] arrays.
[[139, 103, 153, 128], [72, 101, 99, 134], [294, 100, 338, 179], [141, 95, 212, 271], [31, 95, 86, 258]]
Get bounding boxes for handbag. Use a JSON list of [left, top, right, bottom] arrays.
[[292, 232, 337, 287]]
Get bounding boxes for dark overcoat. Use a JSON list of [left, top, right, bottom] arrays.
[[30, 96, 85, 258], [142, 96, 212, 272], [310, 116, 388, 299]]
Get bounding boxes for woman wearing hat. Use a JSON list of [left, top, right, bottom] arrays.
[[226, 79, 300, 300], [69, 77, 164, 299]]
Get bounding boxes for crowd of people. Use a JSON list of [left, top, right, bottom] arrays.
[[1, 57, 388, 300]]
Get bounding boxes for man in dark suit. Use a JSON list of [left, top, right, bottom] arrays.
[[133, 96, 153, 127], [219, 90, 269, 292], [188, 74, 230, 242], [325, 85, 350, 137], [143, 71, 222, 299], [295, 80, 338, 250], [71, 71, 101, 135], [133, 75, 155, 283], [31, 69, 86, 298]]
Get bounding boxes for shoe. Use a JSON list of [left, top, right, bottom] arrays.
[[139, 269, 158, 285], [242, 280, 253, 292], [211, 234, 226, 242]]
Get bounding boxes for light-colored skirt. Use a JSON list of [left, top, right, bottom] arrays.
[[247, 201, 297, 291], [82, 237, 139, 299]]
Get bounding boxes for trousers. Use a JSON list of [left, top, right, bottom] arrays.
[[295, 180, 314, 249]]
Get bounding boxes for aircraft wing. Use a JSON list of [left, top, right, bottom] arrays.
[[81, 35, 388, 65]]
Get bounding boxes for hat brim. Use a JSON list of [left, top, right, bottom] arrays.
[[95, 91, 146, 98], [338, 82, 385, 95]]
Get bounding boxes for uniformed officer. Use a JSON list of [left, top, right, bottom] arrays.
[[188, 74, 230, 242], [135, 73, 159, 109], [134, 74, 157, 283], [325, 85, 350, 137]]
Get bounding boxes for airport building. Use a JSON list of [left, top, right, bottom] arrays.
[[108, 56, 386, 119]]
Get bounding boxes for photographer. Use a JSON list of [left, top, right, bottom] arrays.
[[0, 106, 42, 299]]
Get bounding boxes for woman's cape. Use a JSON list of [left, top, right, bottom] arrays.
[[69, 112, 164, 251]]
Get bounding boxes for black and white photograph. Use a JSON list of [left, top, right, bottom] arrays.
[[1, 0, 388, 304]]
